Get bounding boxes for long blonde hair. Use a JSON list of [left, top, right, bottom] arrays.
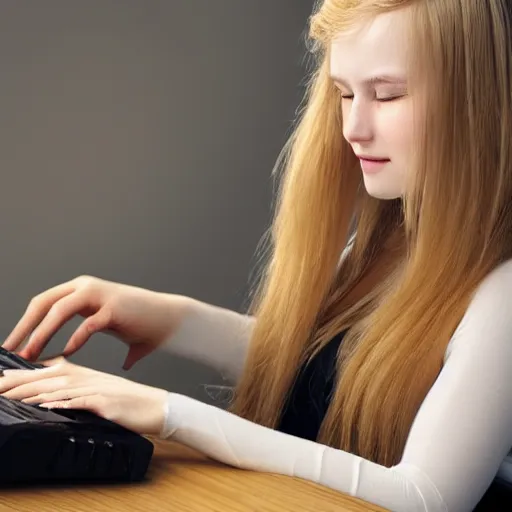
[[230, 0, 512, 467]]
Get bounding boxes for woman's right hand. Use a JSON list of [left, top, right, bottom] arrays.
[[1, 275, 193, 370]]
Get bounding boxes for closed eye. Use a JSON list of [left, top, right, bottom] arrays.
[[339, 94, 406, 102], [377, 95, 405, 102]]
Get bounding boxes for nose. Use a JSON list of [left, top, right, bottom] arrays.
[[342, 100, 374, 144]]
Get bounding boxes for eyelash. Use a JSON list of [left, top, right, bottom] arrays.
[[340, 95, 402, 103]]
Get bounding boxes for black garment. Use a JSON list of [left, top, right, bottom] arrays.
[[276, 329, 348, 441]]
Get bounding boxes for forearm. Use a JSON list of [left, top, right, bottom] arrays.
[[157, 392, 437, 512], [159, 235, 354, 382], [159, 296, 255, 383]]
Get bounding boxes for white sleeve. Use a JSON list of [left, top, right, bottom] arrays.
[[158, 259, 512, 512], [159, 232, 356, 383], [159, 299, 255, 382]]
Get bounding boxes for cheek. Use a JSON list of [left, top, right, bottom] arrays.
[[341, 102, 351, 126], [378, 104, 415, 158]]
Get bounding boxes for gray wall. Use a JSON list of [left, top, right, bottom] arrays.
[[0, 1, 313, 403]]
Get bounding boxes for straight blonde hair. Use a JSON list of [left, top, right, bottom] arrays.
[[230, 0, 512, 467]]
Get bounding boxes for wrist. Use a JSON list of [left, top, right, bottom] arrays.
[[159, 292, 197, 333], [157, 391, 183, 440], [144, 386, 171, 437]]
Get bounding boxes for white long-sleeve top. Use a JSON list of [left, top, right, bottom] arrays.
[[158, 256, 512, 512]]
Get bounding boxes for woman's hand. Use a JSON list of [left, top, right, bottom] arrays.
[[0, 357, 169, 436], [1, 275, 194, 370]]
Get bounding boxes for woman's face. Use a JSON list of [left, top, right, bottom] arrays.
[[330, 8, 416, 200]]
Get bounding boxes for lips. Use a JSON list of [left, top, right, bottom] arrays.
[[357, 156, 390, 162], [358, 156, 390, 174]]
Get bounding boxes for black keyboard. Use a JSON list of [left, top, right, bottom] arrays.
[[0, 347, 154, 484]]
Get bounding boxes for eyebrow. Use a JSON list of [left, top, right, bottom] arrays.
[[330, 74, 407, 87]]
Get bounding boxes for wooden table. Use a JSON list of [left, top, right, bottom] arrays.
[[0, 436, 387, 512]]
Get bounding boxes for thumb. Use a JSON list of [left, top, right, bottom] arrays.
[[122, 344, 155, 371], [40, 355, 67, 367]]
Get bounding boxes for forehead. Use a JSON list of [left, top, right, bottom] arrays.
[[329, 9, 411, 82]]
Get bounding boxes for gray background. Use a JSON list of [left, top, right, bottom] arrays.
[[0, 1, 314, 402]]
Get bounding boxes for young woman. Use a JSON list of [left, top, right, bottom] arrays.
[[2, 1, 512, 510]]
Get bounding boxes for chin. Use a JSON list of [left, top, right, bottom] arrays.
[[360, 165, 406, 200], [363, 187, 402, 200]]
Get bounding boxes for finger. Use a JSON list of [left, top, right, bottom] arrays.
[[2, 282, 76, 352], [40, 395, 106, 416], [22, 386, 96, 405], [18, 291, 93, 361], [61, 307, 114, 357], [122, 343, 156, 371], [0, 360, 67, 389], [0, 374, 69, 400]]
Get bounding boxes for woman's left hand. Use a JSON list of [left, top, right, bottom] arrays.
[[0, 357, 169, 436]]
